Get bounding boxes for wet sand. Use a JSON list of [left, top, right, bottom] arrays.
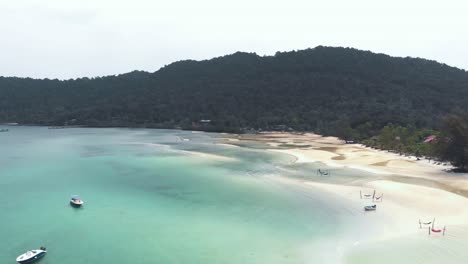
[[220, 132, 468, 263]]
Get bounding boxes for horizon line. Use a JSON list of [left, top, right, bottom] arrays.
[[1, 45, 466, 81]]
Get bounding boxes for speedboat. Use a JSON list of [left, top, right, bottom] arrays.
[[364, 205, 377, 211], [70, 195, 84, 208], [16, 247, 47, 263]]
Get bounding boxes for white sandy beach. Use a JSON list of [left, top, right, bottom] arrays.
[[227, 132, 468, 195], [223, 132, 468, 263]]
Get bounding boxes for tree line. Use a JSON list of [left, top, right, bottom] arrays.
[[1, 46, 468, 170]]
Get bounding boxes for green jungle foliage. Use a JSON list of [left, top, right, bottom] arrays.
[[434, 115, 468, 171], [1, 46, 468, 168]]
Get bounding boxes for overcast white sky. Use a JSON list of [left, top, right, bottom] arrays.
[[1, 0, 467, 79]]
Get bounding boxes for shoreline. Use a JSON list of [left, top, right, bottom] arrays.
[[224, 132, 468, 262], [220, 132, 468, 197], [2, 124, 457, 171]]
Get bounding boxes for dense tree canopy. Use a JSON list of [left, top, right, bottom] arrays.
[[1, 46, 468, 136], [434, 115, 468, 171]]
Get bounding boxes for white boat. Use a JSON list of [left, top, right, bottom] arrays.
[[70, 195, 84, 207], [16, 247, 47, 263], [364, 205, 377, 211]]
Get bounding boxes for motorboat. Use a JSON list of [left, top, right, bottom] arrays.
[[70, 195, 84, 208], [364, 205, 377, 211], [16, 247, 47, 263]]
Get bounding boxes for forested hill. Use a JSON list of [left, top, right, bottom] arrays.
[[1, 46, 468, 137]]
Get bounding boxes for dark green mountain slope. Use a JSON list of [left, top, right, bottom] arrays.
[[1, 46, 468, 135]]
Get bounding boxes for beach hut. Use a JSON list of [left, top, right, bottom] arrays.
[[424, 135, 437, 143]]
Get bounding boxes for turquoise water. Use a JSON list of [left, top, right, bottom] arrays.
[[0, 127, 363, 264], [4, 127, 468, 263]]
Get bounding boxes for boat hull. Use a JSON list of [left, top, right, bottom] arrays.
[[364, 205, 377, 211], [70, 201, 83, 208], [16, 251, 46, 264]]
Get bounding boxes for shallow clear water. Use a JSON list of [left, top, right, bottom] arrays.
[[3, 127, 466, 264], [0, 127, 362, 264]]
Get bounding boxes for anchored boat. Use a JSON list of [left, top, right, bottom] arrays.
[[70, 195, 84, 208], [16, 247, 47, 264]]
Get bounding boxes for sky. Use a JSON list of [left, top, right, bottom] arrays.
[[1, 0, 467, 79]]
